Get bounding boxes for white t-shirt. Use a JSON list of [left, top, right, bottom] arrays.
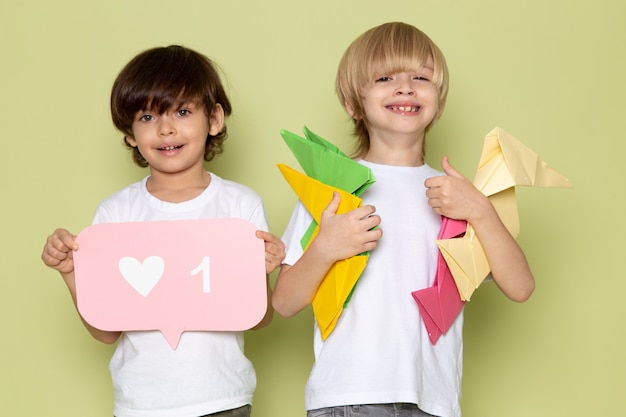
[[282, 160, 463, 417], [92, 173, 268, 417]]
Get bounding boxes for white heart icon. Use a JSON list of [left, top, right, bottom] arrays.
[[118, 256, 165, 297]]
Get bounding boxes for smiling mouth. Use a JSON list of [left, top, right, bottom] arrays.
[[158, 145, 183, 151], [388, 105, 420, 112]]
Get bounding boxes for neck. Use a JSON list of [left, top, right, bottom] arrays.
[[146, 169, 211, 203], [363, 133, 425, 166]]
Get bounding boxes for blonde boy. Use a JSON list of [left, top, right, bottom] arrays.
[[273, 22, 534, 417]]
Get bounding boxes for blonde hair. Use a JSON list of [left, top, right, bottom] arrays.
[[336, 22, 449, 157]]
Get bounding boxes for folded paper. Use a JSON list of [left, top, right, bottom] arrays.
[[277, 164, 363, 245], [440, 127, 573, 301], [281, 127, 375, 197], [414, 127, 573, 344], [281, 127, 375, 247], [278, 127, 375, 339], [412, 217, 467, 344]]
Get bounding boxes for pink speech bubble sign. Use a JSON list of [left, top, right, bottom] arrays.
[[73, 218, 267, 349]]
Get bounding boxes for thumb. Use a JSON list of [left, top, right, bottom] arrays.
[[321, 191, 341, 218], [441, 156, 465, 179]]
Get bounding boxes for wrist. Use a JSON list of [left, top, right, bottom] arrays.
[[307, 237, 341, 267]]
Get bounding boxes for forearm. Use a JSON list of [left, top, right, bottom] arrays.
[[470, 209, 535, 302], [272, 242, 336, 317], [60, 271, 122, 344]]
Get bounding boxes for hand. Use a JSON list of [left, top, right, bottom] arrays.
[[41, 228, 78, 274], [310, 192, 382, 263], [256, 230, 286, 274], [424, 156, 493, 222]]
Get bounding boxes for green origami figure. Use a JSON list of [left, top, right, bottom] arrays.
[[280, 126, 375, 248], [278, 127, 376, 338]]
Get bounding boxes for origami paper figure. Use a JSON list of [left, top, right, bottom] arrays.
[[281, 127, 375, 197], [281, 127, 375, 247], [278, 164, 368, 338], [278, 127, 375, 339], [412, 217, 467, 344], [413, 127, 572, 344], [439, 127, 573, 301]]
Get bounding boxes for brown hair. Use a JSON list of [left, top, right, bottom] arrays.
[[336, 22, 449, 158], [110, 45, 232, 167]]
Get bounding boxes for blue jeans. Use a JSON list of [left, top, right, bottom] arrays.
[[201, 405, 251, 417], [307, 404, 437, 417]]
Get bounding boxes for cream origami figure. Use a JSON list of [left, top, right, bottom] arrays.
[[439, 127, 573, 301], [414, 127, 572, 344]]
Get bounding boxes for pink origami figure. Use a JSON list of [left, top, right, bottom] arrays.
[[412, 216, 467, 344]]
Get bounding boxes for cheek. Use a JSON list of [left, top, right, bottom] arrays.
[[129, 123, 154, 143], [425, 89, 441, 112]]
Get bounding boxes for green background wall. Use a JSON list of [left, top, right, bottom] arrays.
[[1, 0, 623, 415]]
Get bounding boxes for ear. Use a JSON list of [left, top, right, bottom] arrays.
[[125, 135, 137, 148], [345, 101, 356, 118], [344, 101, 361, 120], [208, 104, 225, 136]]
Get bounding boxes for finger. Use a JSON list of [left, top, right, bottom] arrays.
[[256, 231, 285, 249], [52, 229, 78, 251], [265, 244, 285, 258], [257, 231, 278, 246], [424, 174, 444, 189], [321, 192, 341, 217], [359, 227, 383, 252], [441, 156, 465, 179], [45, 238, 69, 258], [255, 230, 270, 241], [350, 204, 377, 220], [255, 231, 285, 258], [62, 235, 79, 251], [366, 224, 383, 241], [41, 251, 61, 267], [265, 255, 283, 272], [51, 237, 75, 253], [362, 214, 381, 230]]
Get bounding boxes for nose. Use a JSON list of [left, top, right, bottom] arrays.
[[394, 85, 415, 96], [158, 116, 175, 136], [394, 75, 415, 96]]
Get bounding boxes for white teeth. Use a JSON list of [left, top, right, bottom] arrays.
[[390, 106, 418, 112], [160, 145, 180, 151]]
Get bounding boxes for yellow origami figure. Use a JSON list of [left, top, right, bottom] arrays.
[[438, 127, 573, 301], [277, 127, 375, 340], [277, 164, 368, 339]]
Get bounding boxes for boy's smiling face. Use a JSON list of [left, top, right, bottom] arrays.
[[355, 56, 440, 147], [127, 100, 224, 178]]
